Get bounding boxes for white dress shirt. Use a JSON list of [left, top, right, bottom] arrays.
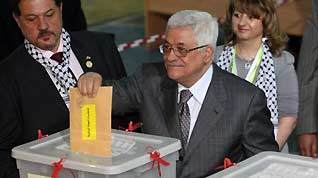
[[178, 65, 213, 143]]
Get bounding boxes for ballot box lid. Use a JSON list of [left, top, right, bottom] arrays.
[[207, 151, 318, 178], [12, 129, 181, 175]]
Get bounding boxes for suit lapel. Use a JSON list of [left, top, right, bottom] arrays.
[[70, 35, 96, 73], [184, 65, 227, 160], [24, 52, 68, 114], [158, 76, 182, 140]]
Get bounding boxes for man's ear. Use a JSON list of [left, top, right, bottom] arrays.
[[12, 14, 21, 28], [59, 3, 63, 14], [203, 45, 213, 63]]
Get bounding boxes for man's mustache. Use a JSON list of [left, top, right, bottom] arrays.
[[37, 30, 55, 39], [165, 60, 183, 66]]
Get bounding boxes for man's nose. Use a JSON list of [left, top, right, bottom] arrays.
[[165, 48, 179, 61], [37, 17, 48, 30]]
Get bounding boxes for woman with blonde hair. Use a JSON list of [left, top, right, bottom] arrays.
[[216, 0, 298, 151]]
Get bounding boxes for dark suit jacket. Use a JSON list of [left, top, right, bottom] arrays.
[[0, 31, 126, 178], [107, 63, 278, 178], [296, 0, 318, 135]]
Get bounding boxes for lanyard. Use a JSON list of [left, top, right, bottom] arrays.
[[231, 46, 263, 83]]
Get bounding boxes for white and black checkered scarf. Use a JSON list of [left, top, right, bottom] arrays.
[[24, 28, 76, 99], [216, 42, 279, 126]]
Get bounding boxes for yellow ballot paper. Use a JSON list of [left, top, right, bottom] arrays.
[[69, 87, 112, 157]]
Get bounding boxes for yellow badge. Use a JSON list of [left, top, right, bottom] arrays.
[[85, 56, 93, 68]]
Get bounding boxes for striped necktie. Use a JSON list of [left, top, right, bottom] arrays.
[[178, 89, 193, 150]]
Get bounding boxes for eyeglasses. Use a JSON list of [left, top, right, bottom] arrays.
[[159, 44, 208, 57]]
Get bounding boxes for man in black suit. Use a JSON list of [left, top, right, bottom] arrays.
[[78, 10, 278, 178], [0, 0, 126, 177], [0, 0, 86, 61]]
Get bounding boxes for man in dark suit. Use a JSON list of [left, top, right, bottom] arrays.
[[0, 0, 126, 177], [0, 0, 86, 61], [78, 10, 278, 178], [296, 0, 318, 158]]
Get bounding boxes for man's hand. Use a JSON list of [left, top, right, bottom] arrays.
[[77, 72, 102, 97], [297, 133, 317, 158]]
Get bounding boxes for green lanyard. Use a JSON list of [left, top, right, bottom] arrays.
[[231, 46, 263, 83]]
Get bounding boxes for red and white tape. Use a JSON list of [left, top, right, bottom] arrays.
[[117, 0, 288, 52], [117, 34, 165, 52]]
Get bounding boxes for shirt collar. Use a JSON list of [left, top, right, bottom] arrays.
[[178, 65, 213, 104]]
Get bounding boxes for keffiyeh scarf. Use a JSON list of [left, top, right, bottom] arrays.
[[217, 42, 279, 126], [24, 28, 76, 104]]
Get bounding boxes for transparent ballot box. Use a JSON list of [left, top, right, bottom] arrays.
[[12, 129, 181, 178], [207, 151, 318, 178]]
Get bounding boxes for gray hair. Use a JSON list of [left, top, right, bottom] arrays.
[[166, 10, 218, 50]]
